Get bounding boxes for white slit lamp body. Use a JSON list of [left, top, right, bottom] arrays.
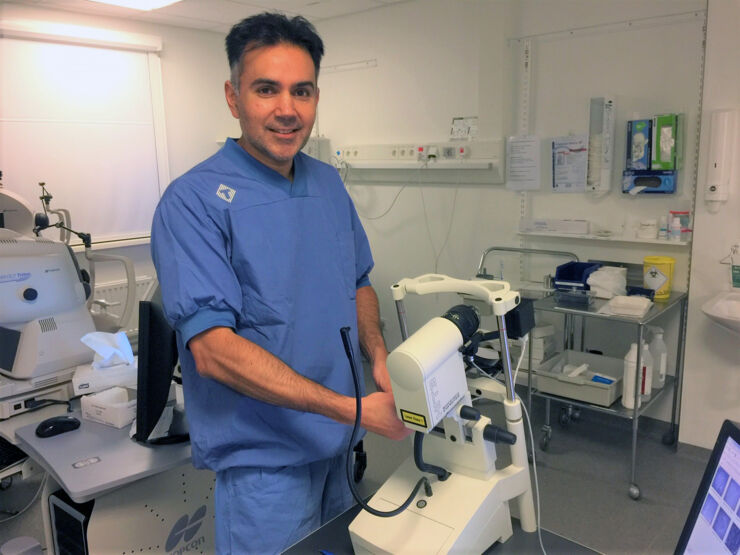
[[349, 274, 537, 554]]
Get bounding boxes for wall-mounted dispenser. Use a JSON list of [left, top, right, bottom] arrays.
[[705, 109, 738, 212]]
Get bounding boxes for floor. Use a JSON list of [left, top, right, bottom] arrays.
[[360, 389, 711, 555]]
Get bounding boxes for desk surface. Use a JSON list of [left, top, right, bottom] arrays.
[[285, 504, 598, 554], [15, 410, 191, 503]]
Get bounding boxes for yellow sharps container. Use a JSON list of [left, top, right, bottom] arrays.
[[643, 256, 675, 300]]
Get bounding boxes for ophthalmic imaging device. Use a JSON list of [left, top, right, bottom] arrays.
[[348, 274, 537, 554]]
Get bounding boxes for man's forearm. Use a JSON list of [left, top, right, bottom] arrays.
[[356, 285, 391, 392], [190, 327, 355, 422], [188, 326, 409, 439]]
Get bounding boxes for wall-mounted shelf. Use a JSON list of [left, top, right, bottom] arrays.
[[518, 231, 691, 247]]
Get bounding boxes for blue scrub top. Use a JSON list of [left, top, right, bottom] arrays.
[[151, 138, 373, 471]]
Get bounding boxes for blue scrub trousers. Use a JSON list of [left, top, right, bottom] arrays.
[[214, 452, 354, 554]]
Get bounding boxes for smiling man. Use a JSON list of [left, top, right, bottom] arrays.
[[150, 12, 409, 555]]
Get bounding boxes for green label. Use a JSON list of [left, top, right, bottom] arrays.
[[732, 264, 740, 288]]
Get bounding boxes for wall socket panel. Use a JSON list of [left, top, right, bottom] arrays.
[[337, 139, 503, 163], [93, 275, 157, 335]]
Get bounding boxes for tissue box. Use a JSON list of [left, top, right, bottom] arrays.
[[81, 387, 137, 428], [73, 359, 137, 396]]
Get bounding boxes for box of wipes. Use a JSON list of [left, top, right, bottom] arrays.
[[81, 386, 136, 428]]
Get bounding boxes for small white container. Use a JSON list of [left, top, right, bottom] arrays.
[[650, 328, 668, 388], [622, 343, 642, 410], [637, 219, 658, 239], [658, 216, 668, 240], [669, 217, 682, 241]]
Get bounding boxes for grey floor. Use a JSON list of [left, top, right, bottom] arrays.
[[360, 389, 711, 555]]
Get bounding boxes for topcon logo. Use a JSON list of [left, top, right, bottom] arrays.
[[216, 184, 236, 203], [166, 505, 207, 553]]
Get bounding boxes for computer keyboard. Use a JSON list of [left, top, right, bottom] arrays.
[[0, 436, 27, 469]]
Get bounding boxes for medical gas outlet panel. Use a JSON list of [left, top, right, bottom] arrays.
[[336, 139, 505, 179]]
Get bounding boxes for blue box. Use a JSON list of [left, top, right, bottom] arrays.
[[626, 119, 652, 170], [553, 262, 602, 291], [622, 170, 676, 194]]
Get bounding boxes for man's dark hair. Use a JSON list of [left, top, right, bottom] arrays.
[[226, 12, 324, 91]]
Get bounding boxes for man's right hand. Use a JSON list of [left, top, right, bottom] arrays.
[[360, 392, 413, 441]]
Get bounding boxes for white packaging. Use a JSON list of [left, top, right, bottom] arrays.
[[519, 218, 590, 235], [622, 343, 641, 410], [649, 328, 668, 388], [81, 386, 137, 428]]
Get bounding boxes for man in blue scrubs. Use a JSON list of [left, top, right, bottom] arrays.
[[151, 12, 409, 554]]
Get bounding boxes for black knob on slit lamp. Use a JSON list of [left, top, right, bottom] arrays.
[[459, 406, 480, 421], [483, 424, 517, 445]]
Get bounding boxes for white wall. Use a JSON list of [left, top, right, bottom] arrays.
[[315, 0, 709, 430], [679, 0, 740, 449]]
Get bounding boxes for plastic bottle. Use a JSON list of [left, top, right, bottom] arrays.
[[649, 328, 668, 388], [622, 343, 642, 410], [658, 216, 668, 240], [640, 343, 653, 401], [669, 217, 682, 241]]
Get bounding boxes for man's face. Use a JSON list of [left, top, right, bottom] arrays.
[[225, 43, 319, 178]]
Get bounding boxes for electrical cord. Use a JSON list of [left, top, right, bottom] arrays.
[[471, 368, 547, 555], [339, 327, 432, 518], [360, 185, 408, 220], [0, 472, 48, 525], [512, 333, 530, 385]]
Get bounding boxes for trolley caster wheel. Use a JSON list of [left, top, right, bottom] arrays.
[[662, 431, 676, 446], [629, 483, 641, 500], [558, 408, 571, 428], [539, 433, 550, 451]]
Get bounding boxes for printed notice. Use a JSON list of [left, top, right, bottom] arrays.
[[506, 136, 540, 191], [552, 135, 588, 193]]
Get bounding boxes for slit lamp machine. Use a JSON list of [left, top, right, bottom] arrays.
[[348, 274, 537, 554]]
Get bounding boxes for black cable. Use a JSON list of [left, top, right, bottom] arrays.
[[23, 399, 72, 414], [340, 327, 431, 518]]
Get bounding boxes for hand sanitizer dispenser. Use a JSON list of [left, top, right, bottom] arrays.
[[705, 110, 737, 212]]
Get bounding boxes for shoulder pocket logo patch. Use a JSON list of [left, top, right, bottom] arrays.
[[216, 184, 236, 203]]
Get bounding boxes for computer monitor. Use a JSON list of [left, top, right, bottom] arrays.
[[676, 419, 740, 554], [134, 299, 187, 444]]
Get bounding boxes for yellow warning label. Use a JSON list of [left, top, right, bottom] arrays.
[[400, 409, 427, 428]]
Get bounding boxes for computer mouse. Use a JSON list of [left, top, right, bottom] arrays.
[[35, 415, 81, 438]]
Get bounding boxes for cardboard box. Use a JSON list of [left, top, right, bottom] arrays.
[[72, 361, 137, 396], [651, 113, 682, 170], [626, 119, 652, 170], [81, 387, 136, 428], [622, 169, 677, 194]]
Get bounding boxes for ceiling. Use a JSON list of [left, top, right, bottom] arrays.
[[8, 0, 410, 33]]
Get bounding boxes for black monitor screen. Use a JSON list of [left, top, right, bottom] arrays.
[[677, 420, 740, 554], [134, 299, 182, 444]]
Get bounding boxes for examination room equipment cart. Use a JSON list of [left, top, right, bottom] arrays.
[[528, 291, 688, 500]]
